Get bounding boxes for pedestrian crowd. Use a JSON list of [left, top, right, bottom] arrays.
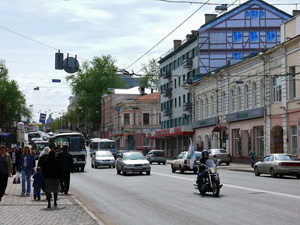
[[0, 144, 74, 208]]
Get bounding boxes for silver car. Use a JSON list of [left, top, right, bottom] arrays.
[[171, 151, 201, 174], [145, 150, 167, 165], [208, 149, 231, 165], [91, 151, 115, 169], [116, 151, 151, 175], [254, 154, 300, 178]]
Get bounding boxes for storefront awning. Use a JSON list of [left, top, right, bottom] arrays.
[[212, 126, 227, 133]]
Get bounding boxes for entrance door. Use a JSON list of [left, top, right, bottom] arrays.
[[128, 135, 135, 150]]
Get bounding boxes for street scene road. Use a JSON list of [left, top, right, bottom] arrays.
[[70, 153, 300, 225]]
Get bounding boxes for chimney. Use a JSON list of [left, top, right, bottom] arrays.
[[186, 34, 193, 40], [173, 40, 182, 50], [139, 86, 146, 95], [205, 14, 217, 24], [293, 10, 300, 17], [191, 30, 198, 36]]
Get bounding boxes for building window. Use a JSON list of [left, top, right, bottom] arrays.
[[260, 79, 264, 107], [251, 10, 259, 19], [178, 77, 181, 87], [174, 79, 177, 89], [272, 77, 282, 102], [233, 52, 243, 60], [229, 89, 235, 112], [250, 31, 259, 42], [143, 113, 149, 125], [183, 95, 186, 104], [200, 99, 203, 119], [205, 97, 208, 118], [289, 66, 296, 100], [233, 32, 242, 43], [210, 96, 214, 117], [244, 84, 249, 109], [252, 82, 257, 108], [237, 87, 242, 111], [124, 113, 130, 125], [196, 100, 199, 120], [143, 135, 150, 147], [266, 31, 276, 42], [256, 127, 264, 157], [175, 98, 177, 108], [179, 96, 181, 107], [290, 126, 297, 154], [222, 91, 226, 114]]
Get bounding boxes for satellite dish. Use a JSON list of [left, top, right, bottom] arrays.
[[63, 57, 80, 73]]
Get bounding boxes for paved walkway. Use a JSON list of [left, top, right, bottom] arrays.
[[0, 176, 104, 225]]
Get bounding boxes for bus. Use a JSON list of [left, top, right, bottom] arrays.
[[89, 138, 116, 157], [49, 132, 87, 171]]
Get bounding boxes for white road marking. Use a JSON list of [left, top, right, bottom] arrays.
[[152, 172, 300, 200]]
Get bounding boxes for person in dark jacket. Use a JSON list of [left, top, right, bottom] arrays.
[[37, 147, 50, 193], [42, 150, 62, 208], [9, 147, 19, 175], [57, 145, 74, 194], [0, 167, 4, 202], [32, 167, 44, 200]]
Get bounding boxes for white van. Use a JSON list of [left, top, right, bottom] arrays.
[[89, 138, 117, 157]]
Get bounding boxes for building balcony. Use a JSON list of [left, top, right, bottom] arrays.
[[162, 71, 171, 79], [164, 109, 172, 117], [183, 78, 193, 85], [183, 58, 193, 68], [163, 88, 172, 97], [183, 102, 192, 111]]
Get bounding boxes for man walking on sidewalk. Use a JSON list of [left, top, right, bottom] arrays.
[[57, 145, 74, 194], [248, 149, 256, 168]]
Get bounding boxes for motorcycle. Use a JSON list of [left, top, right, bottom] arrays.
[[194, 159, 222, 197]]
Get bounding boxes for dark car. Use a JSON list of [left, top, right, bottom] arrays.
[[145, 150, 167, 165]]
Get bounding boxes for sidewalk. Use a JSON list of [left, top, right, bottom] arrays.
[[0, 177, 104, 225]]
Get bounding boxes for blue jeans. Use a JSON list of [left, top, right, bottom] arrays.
[[22, 168, 32, 194], [250, 157, 255, 168], [34, 187, 41, 198]]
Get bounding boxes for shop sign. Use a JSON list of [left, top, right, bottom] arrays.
[[226, 107, 263, 122], [192, 117, 217, 128]]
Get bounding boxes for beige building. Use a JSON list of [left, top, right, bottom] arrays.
[[192, 12, 300, 162]]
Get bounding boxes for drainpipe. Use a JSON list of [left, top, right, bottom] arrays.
[[259, 52, 267, 155]]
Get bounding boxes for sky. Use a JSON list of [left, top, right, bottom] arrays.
[[0, 0, 298, 123]]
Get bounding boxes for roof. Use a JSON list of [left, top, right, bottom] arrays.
[[136, 92, 160, 101], [113, 86, 153, 95], [200, 0, 292, 31]]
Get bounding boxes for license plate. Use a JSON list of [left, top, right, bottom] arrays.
[[289, 169, 298, 172]]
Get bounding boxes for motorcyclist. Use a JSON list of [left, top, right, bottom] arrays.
[[196, 150, 210, 187]]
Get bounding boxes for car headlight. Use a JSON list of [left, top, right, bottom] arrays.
[[143, 163, 150, 166]]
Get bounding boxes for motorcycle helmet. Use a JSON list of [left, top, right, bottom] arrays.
[[202, 150, 209, 158]]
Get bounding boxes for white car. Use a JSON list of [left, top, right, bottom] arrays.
[[116, 151, 151, 175], [91, 151, 115, 168]]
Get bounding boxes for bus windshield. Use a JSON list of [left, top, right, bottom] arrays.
[[50, 134, 85, 152]]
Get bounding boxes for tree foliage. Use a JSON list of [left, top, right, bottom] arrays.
[[66, 55, 124, 131], [0, 59, 31, 126], [139, 58, 160, 91]]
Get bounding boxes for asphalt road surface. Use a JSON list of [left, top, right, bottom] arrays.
[[71, 155, 300, 225]]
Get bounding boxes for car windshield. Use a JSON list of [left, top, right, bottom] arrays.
[[96, 151, 113, 157], [275, 154, 295, 161], [123, 153, 145, 160]]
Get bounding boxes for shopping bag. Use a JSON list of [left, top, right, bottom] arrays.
[[13, 172, 21, 184]]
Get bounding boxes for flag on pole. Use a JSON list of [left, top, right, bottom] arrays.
[[188, 137, 196, 169]]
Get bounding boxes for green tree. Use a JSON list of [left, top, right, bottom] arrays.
[[139, 58, 160, 91], [0, 60, 31, 127], [66, 55, 124, 132]]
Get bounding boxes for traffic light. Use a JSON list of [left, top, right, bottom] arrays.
[[121, 127, 124, 133]]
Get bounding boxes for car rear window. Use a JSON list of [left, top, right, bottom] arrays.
[[152, 151, 165, 156], [219, 150, 227, 153]]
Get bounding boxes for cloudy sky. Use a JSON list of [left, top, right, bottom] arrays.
[[0, 0, 297, 122]]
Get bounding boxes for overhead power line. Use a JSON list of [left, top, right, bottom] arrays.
[[125, 0, 211, 70]]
